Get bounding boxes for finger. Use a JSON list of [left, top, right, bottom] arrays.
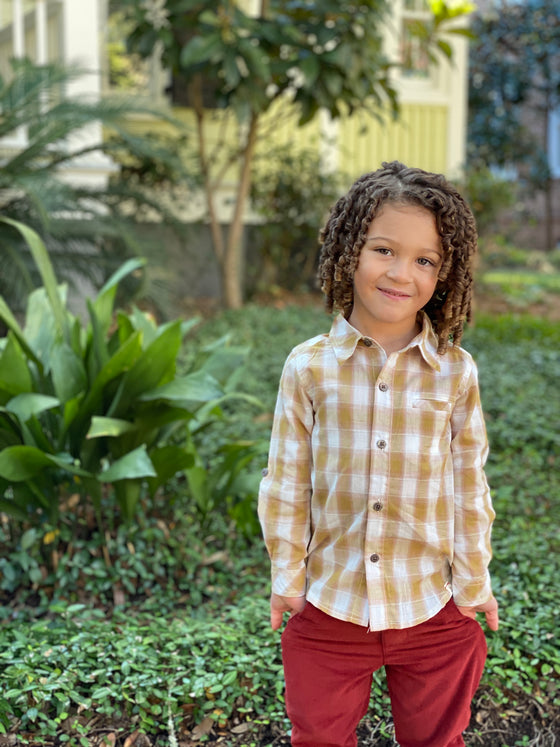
[[485, 609, 499, 631], [270, 607, 284, 630]]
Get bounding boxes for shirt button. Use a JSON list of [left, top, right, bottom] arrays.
[[370, 553, 380, 563], [378, 382, 388, 392], [363, 338, 373, 347], [373, 502, 383, 511], [376, 439, 386, 450]]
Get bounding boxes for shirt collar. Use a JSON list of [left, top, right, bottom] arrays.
[[328, 313, 441, 371]]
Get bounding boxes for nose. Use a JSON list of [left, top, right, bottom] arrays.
[[386, 258, 412, 283]]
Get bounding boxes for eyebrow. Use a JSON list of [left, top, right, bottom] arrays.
[[365, 235, 443, 257]]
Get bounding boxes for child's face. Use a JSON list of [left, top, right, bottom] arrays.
[[348, 202, 443, 344]]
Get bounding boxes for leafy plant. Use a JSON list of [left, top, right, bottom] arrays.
[[0, 218, 252, 534]]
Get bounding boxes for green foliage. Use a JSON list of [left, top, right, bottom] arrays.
[[0, 220, 254, 533], [2, 305, 559, 744], [250, 144, 349, 292], [468, 0, 560, 186], [460, 165, 517, 236], [121, 0, 399, 125], [0, 598, 288, 741], [0, 58, 191, 316]]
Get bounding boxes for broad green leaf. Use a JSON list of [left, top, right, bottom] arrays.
[[86, 416, 136, 439], [0, 445, 89, 481], [109, 322, 182, 416], [180, 34, 222, 67], [20, 528, 37, 550], [127, 305, 159, 346], [0, 296, 42, 368], [145, 445, 194, 497], [114, 478, 143, 521], [98, 445, 156, 482], [140, 370, 222, 404], [77, 331, 143, 422], [89, 259, 146, 334], [50, 343, 87, 402], [24, 286, 66, 368], [6, 393, 60, 422], [0, 333, 32, 395], [181, 317, 201, 337], [86, 297, 110, 377], [97, 257, 145, 300], [0, 218, 68, 339], [120, 404, 194, 444], [185, 464, 210, 511]]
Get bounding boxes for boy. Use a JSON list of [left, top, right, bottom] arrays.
[[258, 161, 498, 747]]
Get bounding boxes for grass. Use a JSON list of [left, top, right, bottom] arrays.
[[482, 270, 560, 289], [1, 301, 560, 746]]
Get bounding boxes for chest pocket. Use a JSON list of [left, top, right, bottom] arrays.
[[410, 397, 452, 456]]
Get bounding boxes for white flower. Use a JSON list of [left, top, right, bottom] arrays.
[[142, 0, 170, 30]]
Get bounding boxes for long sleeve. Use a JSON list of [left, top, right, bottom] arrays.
[[258, 351, 314, 597], [450, 361, 495, 606]]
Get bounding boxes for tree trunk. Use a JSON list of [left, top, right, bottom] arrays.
[[222, 112, 260, 309]]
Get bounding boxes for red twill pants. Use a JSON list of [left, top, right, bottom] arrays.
[[281, 599, 487, 747]]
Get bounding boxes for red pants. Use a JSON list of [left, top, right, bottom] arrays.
[[281, 599, 487, 747]]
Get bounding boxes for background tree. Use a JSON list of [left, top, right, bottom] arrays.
[[468, 0, 560, 249], [119, 0, 473, 309]]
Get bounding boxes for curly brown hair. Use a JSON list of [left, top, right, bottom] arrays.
[[318, 161, 478, 354]]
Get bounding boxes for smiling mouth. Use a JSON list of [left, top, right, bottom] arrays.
[[378, 287, 411, 298]]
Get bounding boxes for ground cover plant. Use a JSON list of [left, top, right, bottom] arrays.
[[1, 300, 559, 746]]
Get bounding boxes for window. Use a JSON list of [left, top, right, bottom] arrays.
[[549, 109, 560, 179]]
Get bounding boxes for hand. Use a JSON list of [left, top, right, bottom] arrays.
[[457, 595, 499, 631], [270, 593, 306, 630]]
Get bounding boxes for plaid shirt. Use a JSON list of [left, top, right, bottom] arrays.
[[258, 313, 495, 630]]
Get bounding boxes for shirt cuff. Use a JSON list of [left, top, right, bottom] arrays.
[[271, 564, 307, 597], [452, 572, 494, 607]]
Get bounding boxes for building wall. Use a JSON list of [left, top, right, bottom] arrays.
[[0, 0, 113, 188]]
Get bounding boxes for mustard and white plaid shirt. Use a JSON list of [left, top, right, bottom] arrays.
[[258, 313, 495, 630]]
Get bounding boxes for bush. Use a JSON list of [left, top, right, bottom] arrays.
[[249, 145, 348, 293], [460, 164, 518, 237], [0, 220, 264, 600]]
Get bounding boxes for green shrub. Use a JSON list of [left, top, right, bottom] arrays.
[[460, 165, 517, 236], [0, 219, 260, 544], [249, 144, 348, 293]]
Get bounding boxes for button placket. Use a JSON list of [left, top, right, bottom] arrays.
[[364, 358, 393, 601]]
